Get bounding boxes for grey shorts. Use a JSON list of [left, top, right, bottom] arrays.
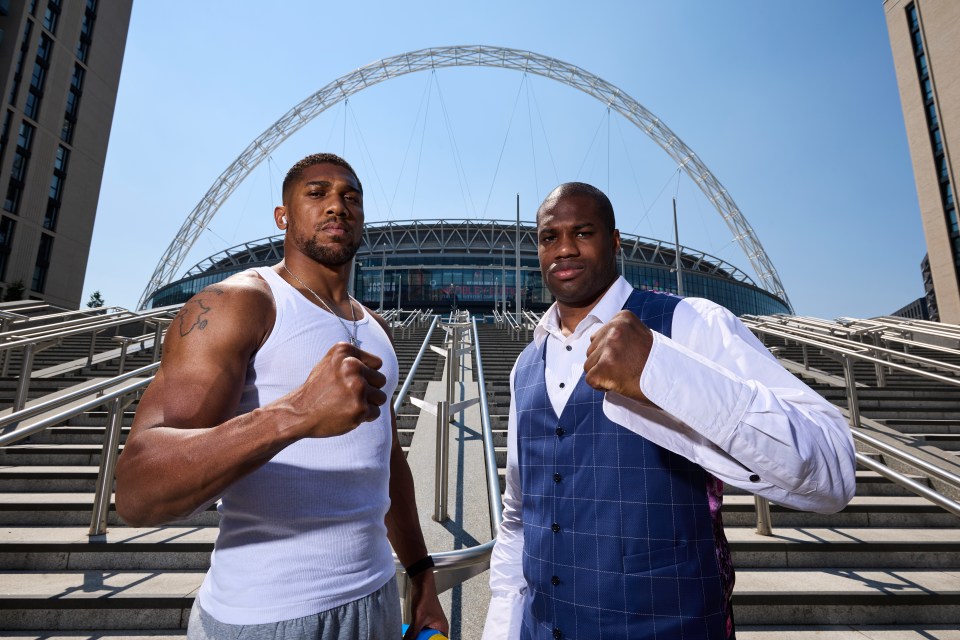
[[187, 579, 402, 640]]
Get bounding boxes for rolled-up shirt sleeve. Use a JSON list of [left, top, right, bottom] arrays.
[[603, 297, 856, 514], [483, 362, 526, 640]]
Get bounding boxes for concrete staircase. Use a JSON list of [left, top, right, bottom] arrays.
[[2, 310, 960, 639]]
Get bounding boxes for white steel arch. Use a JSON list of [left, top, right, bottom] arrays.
[[138, 45, 792, 311]]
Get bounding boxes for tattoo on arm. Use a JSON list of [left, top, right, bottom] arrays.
[[177, 287, 224, 337]]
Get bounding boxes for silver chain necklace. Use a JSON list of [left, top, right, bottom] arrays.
[[281, 263, 360, 346]]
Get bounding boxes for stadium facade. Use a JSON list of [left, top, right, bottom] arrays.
[[146, 219, 790, 317]]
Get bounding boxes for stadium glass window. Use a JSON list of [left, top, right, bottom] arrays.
[[912, 28, 924, 54], [31, 232, 53, 292], [917, 53, 928, 77]]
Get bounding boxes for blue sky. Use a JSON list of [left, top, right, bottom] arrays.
[[84, 1, 922, 319]]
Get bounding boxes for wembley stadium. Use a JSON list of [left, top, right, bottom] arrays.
[[144, 218, 791, 317]]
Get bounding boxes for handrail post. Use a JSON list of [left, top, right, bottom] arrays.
[[754, 495, 772, 536], [433, 399, 450, 522], [113, 337, 133, 375], [87, 328, 102, 367], [151, 321, 164, 363], [0, 316, 13, 376], [801, 343, 809, 370], [89, 395, 129, 536], [13, 343, 37, 412], [841, 354, 861, 428]]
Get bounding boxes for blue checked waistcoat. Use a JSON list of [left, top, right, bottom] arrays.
[[514, 289, 734, 640]]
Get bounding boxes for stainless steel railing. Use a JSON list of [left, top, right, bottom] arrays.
[[744, 319, 960, 524]]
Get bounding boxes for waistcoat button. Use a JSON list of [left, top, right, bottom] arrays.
[[551, 575, 560, 586], [551, 522, 560, 533], [553, 627, 562, 639], [555, 427, 565, 436], [553, 473, 562, 483]]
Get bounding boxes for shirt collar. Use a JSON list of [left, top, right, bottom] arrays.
[[534, 276, 633, 346]]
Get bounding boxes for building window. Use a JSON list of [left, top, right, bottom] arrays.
[[60, 65, 84, 144], [4, 122, 34, 214], [0, 110, 11, 166], [42, 0, 60, 34], [8, 21, 33, 107], [76, 0, 97, 62], [24, 33, 52, 121], [0, 216, 14, 281], [43, 145, 68, 230], [32, 232, 53, 292]]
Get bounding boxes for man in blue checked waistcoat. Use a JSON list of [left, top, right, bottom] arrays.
[[482, 183, 856, 640]]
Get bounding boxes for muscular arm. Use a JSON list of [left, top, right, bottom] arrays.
[[116, 276, 387, 526]]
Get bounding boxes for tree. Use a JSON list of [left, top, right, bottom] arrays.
[[86, 290, 105, 308], [3, 280, 25, 302]]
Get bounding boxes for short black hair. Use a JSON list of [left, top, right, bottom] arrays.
[[281, 153, 363, 204], [536, 182, 616, 232]]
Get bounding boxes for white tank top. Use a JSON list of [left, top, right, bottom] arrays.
[[197, 266, 399, 624]]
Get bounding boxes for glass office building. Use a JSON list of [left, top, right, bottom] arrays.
[[146, 219, 790, 317]]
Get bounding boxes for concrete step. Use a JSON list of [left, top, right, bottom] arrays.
[[732, 568, 960, 625], [0, 527, 216, 570], [736, 626, 960, 640], [0, 570, 199, 630], [724, 527, 960, 568], [1, 568, 957, 630], [1, 444, 121, 466], [2, 526, 957, 571], [720, 495, 960, 528], [0, 494, 219, 527]]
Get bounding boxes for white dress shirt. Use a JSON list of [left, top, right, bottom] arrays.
[[482, 276, 856, 639]]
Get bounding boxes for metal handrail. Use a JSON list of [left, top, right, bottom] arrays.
[[747, 324, 960, 388], [473, 317, 505, 537], [4, 306, 126, 328], [0, 362, 160, 445], [746, 320, 960, 515], [393, 315, 439, 414], [0, 307, 179, 352], [853, 428, 960, 490], [1, 309, 143, 341]]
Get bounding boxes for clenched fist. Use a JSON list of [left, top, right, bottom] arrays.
[[584, 311, 657, 406], [282, 341, 388, 438]]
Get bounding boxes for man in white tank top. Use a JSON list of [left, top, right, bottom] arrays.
[[116, 154, 448, 639]]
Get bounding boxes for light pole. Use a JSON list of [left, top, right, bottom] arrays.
[[396, 273, 402, 314], [379, 243, 386, 311], [500, 245, 506, 317]]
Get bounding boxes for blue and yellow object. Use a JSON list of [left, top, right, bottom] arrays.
[[401, 624, 447, 639]]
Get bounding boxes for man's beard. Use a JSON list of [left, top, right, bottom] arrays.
[[299, 234, 360, 267]]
